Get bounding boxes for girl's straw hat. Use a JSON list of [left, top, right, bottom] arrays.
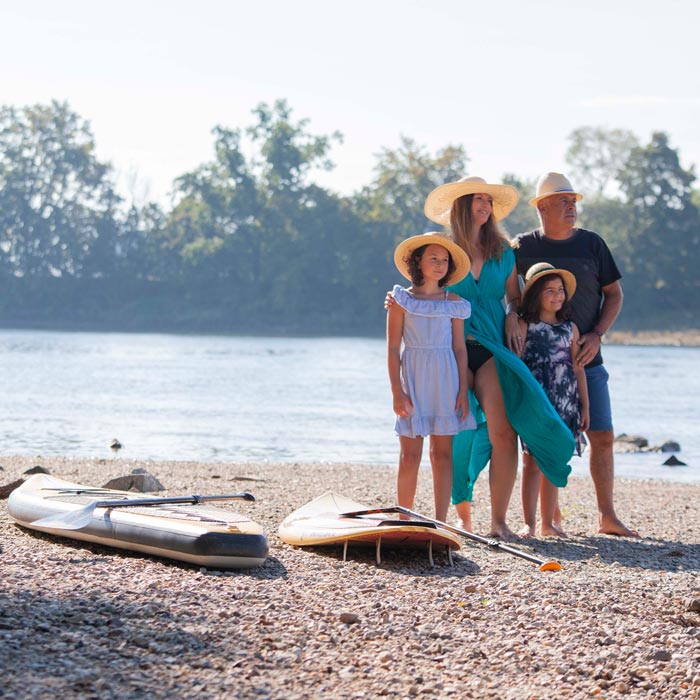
[[529, 172, 583, 207], [522, 262, 577, 299], [394, 232, 471, 285], [424, 176, 519, 224]]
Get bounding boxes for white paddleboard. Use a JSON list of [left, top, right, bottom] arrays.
[[8, 474, 269, 569]]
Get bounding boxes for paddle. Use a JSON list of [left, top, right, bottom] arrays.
[[31, 492, 256, 531], [342, 505, 561, 571]]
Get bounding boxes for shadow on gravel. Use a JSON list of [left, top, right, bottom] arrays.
[[0, 589, 273, 699], [516, 535, 700, 572]]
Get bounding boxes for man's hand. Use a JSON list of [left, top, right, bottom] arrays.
[[576, 332, 602, 367]]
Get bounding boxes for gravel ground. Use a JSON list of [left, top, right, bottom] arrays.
[[1, 455, 699, 700]]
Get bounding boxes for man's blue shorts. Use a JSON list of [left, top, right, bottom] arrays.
[[585, 363, 613, 432]]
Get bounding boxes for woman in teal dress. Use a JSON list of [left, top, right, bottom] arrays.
[[423, 176, 574, 539]]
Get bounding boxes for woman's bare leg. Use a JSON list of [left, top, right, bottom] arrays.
[[474, 358, 518, 540], [454, 500, 472, 531]]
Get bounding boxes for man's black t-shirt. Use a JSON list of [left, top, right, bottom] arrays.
[[512, 228, 621, 366]]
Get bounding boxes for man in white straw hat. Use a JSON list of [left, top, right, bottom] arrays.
[[512, 172, 638, 537]]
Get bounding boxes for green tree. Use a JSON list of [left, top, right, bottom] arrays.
[[501, 173, 538, 237], [357, 137, 468, 244], [565, 126, 639, 196], [160, 100, 358, 330], [615, 132, 700, 325], [0, 100, 121, 277]]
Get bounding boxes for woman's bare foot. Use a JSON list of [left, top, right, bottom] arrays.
[[599, 515, 639, 537], [553, 505, 563, 529], [455, 501, 472, 533], [487, 524, 517, 541], [518, 524, 536, 538], [541, 523, 568, 538]]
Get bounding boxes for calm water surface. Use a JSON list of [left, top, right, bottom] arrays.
[[1, 330, 698, 483]]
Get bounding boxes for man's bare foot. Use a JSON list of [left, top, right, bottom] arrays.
[[541, 523, 568, 538], [487, 524, 517, 541], [518, 524, 536, 538], [598, 515, 640, 537], [458, 519, 472, 533]]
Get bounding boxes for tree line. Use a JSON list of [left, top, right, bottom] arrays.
[[1, 100, 698, 334]]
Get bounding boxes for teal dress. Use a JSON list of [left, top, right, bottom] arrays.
[[447, 245, 574, 504]]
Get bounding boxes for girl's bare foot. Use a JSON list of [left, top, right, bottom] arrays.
[[518, 524, 536, 538], [459, 519, 472, 533], [541, 523, 568, 538]]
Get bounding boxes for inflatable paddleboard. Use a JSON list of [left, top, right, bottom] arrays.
[[279, 492, 461, 565], [8, 474, 269, 569]]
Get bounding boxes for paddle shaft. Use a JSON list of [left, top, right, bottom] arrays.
[[31, 492, 256, 530], [342, 505, 560, 570], [88, 493, 255, 509]]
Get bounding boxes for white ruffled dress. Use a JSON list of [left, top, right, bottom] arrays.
[[393, 285, 477, 438]]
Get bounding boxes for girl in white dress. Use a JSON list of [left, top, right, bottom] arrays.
[[387, 232, 476, 521]]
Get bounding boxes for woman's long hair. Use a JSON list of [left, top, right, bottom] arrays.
[[449, 194, 509, 262]]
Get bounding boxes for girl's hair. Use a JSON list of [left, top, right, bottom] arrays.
[[519, 273, 573, 324], [450, 194, 510, 261], [406, 244, 455, 287]]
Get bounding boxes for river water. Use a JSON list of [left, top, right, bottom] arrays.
[[2, 330, 697, 483]]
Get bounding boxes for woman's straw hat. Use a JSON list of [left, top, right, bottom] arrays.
[[394, 232, 471, 285], [529, 172, 583, 207], [424, 176, 519, 224], [522, 262, 577, 300]]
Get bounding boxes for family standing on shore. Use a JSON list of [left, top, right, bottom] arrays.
[[387, 172, 639, 540]]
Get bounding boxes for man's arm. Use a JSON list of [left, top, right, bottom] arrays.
[[594, 280, 623, 336], [576, 280, 623, 367]]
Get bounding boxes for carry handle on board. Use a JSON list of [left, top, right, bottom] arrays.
[[342, 505, 561, 572], [31, 492, 256, 531]]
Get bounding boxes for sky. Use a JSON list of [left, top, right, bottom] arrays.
[[2, 0, 699, 208]]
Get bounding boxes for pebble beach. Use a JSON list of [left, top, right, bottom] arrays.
[[1, 455, 699, 700]]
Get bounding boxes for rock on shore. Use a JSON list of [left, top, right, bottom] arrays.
[[1, 455, 699, 699]]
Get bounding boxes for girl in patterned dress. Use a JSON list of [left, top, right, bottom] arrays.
[[387, 233, 476, 522], [515, 263, 590, 538]]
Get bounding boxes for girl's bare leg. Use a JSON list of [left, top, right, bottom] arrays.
[[474, 359, 518, 540], [518, 451, 540, 538], [397, 436, 423, 517], [453, 365, 474, 531], [429, 435, 453, 522], [540, 477, 567, 537]]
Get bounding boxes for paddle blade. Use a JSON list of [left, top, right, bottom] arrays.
[[539, 561, 562, 572], [32, 502, 98, 530]]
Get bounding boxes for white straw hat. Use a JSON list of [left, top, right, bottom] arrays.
[[529, 172, 583, 207], [394, 232, 471, 285], [424, 176, 519, 224], [522, 262, 577, 300]]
